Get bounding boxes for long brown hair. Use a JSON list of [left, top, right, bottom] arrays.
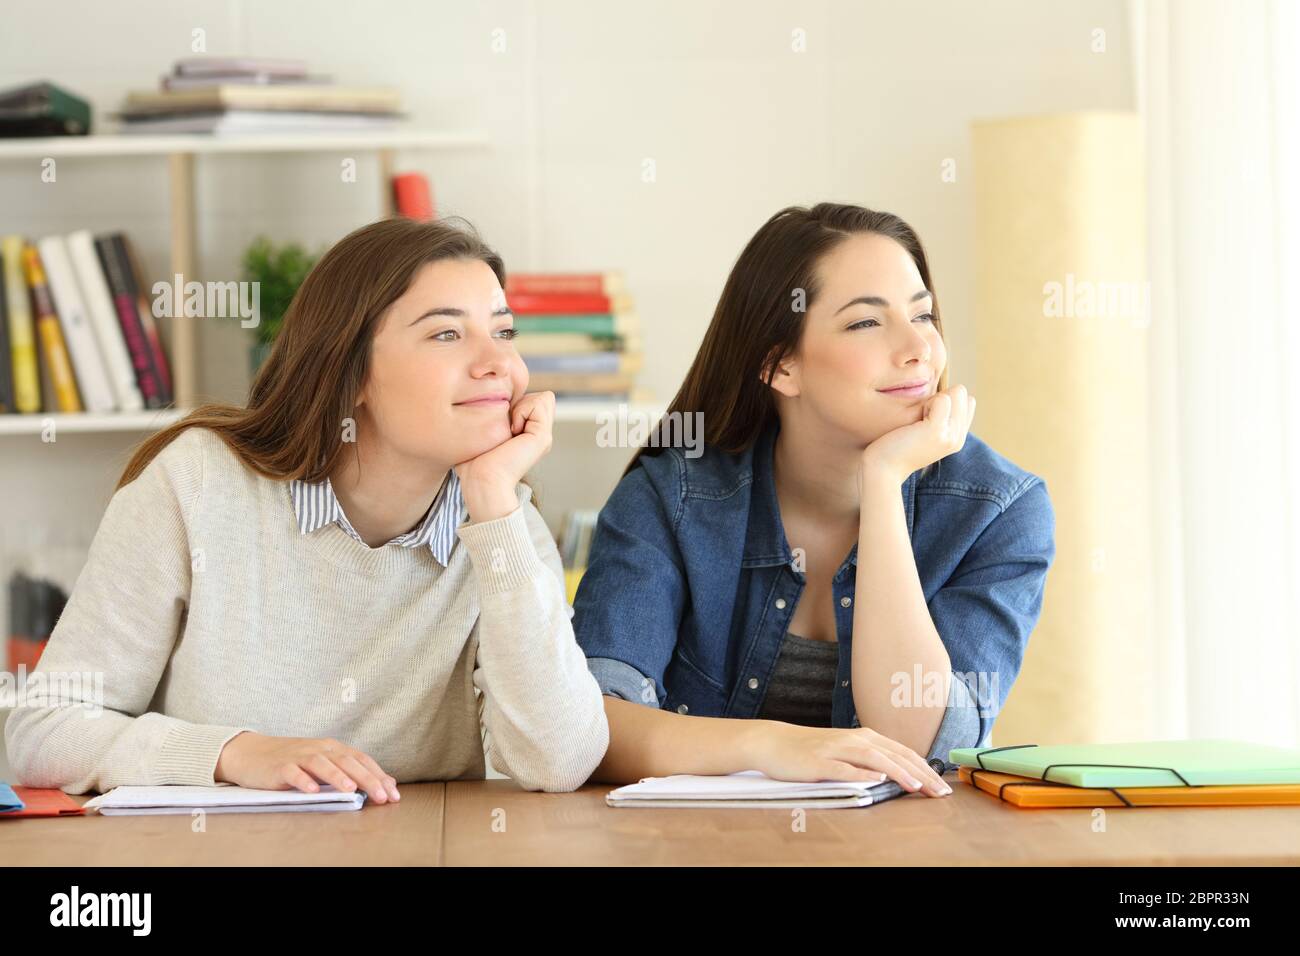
[[117, 216, 505, 490], [627, 202, 948, 475]]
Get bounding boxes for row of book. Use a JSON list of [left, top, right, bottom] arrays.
[[117, 57, 403, 136], [507, 271, 644, 401], [1, 231, 173, 415]]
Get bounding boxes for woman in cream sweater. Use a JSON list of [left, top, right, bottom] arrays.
[[5, 217, 609, 799]]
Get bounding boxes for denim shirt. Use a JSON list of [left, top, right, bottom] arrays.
[[571, 417, 1056, 773]]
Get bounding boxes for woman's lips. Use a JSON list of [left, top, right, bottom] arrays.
[[876, 381, 931, 399], [454, 396, 511, 407]]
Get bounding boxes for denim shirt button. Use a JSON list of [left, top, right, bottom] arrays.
[[676, 703, 689, 714], [840, 596, 852, 608], [841, 679, 849, 687], [747, 677, 759, 690], [775, 598, 787, 609]]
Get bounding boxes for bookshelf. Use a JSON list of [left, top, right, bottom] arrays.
[[0, 128, 488, 413]]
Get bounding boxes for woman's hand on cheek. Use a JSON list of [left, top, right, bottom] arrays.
[[454, 390, 555, 522], [860, 384, 975, 488]]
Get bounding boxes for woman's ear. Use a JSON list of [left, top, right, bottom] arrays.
[[764, 348, 801, 399]]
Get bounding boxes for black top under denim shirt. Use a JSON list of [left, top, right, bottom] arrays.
[[755, 633, 838, 727]]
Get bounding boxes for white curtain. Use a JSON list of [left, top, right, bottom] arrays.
[[1135, 0, 1300, 747]]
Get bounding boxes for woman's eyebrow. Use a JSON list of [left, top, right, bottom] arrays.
[[409, 305, 513, 326], [834, 288, 933, 315], [410, 307, 464, 326]]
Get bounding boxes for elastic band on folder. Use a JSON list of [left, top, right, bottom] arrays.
[[973, 744, 1040, 769], [968, 768, 1136, 807], [969, 743, 1202, 805]]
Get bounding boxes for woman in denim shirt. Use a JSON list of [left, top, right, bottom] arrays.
[[572, 203, 1055, 797]]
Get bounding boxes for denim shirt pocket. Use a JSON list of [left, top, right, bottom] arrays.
[[662, 643, 727, 717]]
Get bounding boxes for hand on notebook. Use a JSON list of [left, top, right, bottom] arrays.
[[215, 732, 401, 805], [749, 722, 951, 796]]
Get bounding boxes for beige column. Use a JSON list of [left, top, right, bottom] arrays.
[[971, 112, 1154, 745]]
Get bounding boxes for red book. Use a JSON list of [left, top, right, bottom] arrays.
[[94, 234, 166, 408], [393, 172, 435, 220], [118, 235, 174, 399], [507, 291, 630, 314], [506, 272, 622, 297]]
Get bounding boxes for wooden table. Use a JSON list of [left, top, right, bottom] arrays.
[[5, 775, 1300, 865], [443, 778, 1300, 866], [1, 784, 445, 866]]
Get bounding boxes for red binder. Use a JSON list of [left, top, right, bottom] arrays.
[[0, 787, 86, 818]]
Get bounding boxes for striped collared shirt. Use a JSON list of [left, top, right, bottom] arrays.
[[287, 469, 465, 566]]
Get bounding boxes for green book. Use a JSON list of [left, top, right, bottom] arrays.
[[0, 82, 92, 137], [513, 314, 636, 336], [949, 739, 1300, 788]]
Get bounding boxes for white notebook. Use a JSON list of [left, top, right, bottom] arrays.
[[83, 784, 366, 816], [607, 770, 907, 809]]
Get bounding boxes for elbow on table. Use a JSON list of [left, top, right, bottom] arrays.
[[499, 724, 611, 794], [4, 710, 78, 792]]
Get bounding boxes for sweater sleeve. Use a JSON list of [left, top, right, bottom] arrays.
[[3, 430, 254, 794], [456, 485, 610, 792]]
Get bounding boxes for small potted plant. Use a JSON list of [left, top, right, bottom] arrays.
[[241, 236, 319, 374]]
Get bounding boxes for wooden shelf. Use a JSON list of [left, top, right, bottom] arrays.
[[0, 128, 488, 159], [553, 401, 665, 423], [0, 409, 189, 435], [0, 404, 664, 432]]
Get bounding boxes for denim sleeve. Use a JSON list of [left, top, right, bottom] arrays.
[[925, 478, 1055, 758], [585, 656, 661, 707], [571, 459, 687, 709], [924, 671, 984, 773]]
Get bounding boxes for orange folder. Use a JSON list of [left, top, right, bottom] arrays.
[[958, 765, 1300, 808], [0, 787, 86, 818]]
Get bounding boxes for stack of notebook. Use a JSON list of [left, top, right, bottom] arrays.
[[83, 784, 366, 815], [949, 739, 1300, 808], [607, 770, 905, 809]]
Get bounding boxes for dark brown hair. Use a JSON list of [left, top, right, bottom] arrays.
[[627, 202, 947, 475], [117, 216, 505, 490]]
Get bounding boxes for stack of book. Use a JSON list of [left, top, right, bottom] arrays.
[[506, 272, 645, 403], [0, 82, 92, 137], [116, 57, 403, 135], [1, 231, 172, 414]]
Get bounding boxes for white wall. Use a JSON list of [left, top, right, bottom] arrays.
[[0, 0, 1135, 539]]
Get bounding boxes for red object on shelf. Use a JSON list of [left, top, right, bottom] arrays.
[[8, 637, 46, 673], [506, 273, 616, 296], [506, 292, 614, 314], [392, 172, 435, 220]]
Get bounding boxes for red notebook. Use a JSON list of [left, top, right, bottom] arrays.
[[0, 787, 85, 818]]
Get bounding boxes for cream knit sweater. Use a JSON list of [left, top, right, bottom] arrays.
[[4, 427, 609, 794]]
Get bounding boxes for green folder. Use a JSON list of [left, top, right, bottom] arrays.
[[949, 739, 1300, 788]]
